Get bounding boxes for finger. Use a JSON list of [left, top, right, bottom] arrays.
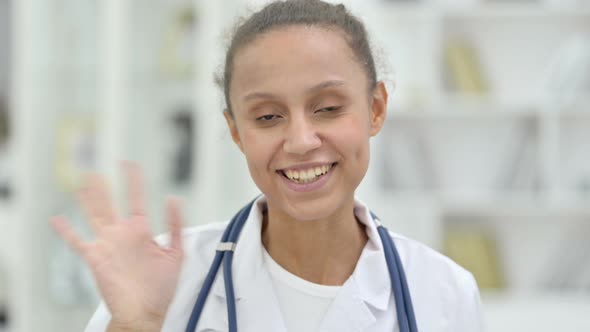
[[76, 185, 113, 232], [123, 161, 146, 216], [166, 197, 184, 252], [50, 217, 88, 255], [87, 173, 118, 222], [77, 180, 98, 217], [77, 174, 117, 224]]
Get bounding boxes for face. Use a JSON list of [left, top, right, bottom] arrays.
[[225, 26, 387, 222]]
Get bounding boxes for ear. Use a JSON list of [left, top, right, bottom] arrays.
[[224, 110, 244, 152], [369, 81, 388, 137]]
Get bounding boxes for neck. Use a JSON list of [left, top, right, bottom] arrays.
[[261, 199, 368, 286]]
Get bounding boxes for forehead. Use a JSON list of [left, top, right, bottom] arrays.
[[230, 25, 367, 101]]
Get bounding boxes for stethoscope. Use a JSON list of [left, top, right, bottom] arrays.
[[185, 198, 419, 332]]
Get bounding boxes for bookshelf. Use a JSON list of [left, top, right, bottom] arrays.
[[4, 0, 590, 331], [356, 1, 590, 331]]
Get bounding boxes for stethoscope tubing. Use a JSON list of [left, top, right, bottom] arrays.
[[186, 201, 418, 332], [377, 223, 418, 332], [223, 200, 255, 331], [389, 230, 418, 331], [185, 201, 254, 332]]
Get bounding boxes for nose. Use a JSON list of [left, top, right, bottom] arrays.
[[283, 113, 321, 155]]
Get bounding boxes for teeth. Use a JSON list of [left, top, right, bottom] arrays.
[[283, 164, 333, 183]]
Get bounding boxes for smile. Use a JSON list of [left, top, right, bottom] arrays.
[[279, 163, 336, 184]]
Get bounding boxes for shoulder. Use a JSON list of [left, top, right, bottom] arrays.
[[390, 231, 476, 285], [355, 197, 476, 289], [387, 231, 484, 330]]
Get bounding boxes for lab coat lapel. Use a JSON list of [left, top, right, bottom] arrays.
[[204, 197, 395, 332], [320, 199, 396, 332], [210, 197, 288, 332], [319, 275, 377, 332]]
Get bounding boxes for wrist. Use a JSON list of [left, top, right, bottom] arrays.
[[107, 316, 164, 332]]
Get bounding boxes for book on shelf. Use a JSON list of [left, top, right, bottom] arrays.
[[443, 38, 489, 96], [0, 96, 10, 201], [55, 113, 98, 191], [159, 5, 197, 79], [165, 109, 195, 188], [443, 226, 505, 289], [499, 120, 539, 192]]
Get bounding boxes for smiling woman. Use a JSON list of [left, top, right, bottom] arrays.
[[52, 1, 484, 332]]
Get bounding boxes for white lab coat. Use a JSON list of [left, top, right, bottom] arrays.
[[85, 196, 484, 332]]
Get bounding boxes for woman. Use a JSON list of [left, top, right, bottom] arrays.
[[52, 1, 484, 331]]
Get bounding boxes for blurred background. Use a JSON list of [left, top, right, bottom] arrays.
[[1, 0, 590, 331]]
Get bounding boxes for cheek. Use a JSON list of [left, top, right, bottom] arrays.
[[334, 116, 371, 159], [240, 128, 278, 174]]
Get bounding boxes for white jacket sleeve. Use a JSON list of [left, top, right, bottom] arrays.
[[84, 302, 111, 332], [451, 272, 486, 332]]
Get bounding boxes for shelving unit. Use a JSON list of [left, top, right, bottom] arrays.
[[358, 1, 590, 331], [3, 0, 590, 331]]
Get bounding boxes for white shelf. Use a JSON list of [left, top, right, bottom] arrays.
[[375, 191, 590, 219], [482, 292, 590, 332], [442, 4, 590, 19], [389, 108, 540, 119], [442, 198, 590, 219], [377, 2, 590, 20]]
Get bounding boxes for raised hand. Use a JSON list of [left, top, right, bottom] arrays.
[[51, 163, 184, 330]]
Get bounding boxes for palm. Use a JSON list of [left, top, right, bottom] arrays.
[[51, 163, 184, 325], [87, 218, 182, 322]]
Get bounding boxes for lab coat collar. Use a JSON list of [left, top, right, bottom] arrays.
[[211, 196, 392, 323], [350, 197, 393, 312], [318, 198, 394, 332]]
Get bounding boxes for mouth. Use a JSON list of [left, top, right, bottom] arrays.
[[277, 162, 337, 184]]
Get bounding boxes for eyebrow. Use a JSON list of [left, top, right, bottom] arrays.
[[242, 80, 346, 102]]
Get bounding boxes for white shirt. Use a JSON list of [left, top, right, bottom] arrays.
[[85, 196, 485, 332], [263, 247, 341, 332]]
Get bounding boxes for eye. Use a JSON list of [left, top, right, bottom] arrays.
[[316, 106, 342, 113], [256, 114, 280, 121]]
